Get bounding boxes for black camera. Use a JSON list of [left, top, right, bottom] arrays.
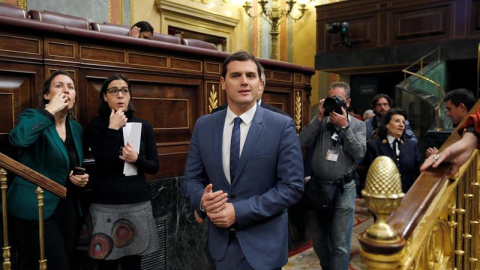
[[323, 95, 346, 116]]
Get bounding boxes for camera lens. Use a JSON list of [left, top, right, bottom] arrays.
[[323, 95, 346, 116]]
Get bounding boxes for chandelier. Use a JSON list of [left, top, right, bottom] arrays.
[[242, 0, 313, 59]]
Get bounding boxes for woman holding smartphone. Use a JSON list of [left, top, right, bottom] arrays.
[[87, 74, 159, 270], [8, 70, 89, 269]]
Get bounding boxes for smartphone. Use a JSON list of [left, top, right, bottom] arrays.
[[73, 167, 86, 175]]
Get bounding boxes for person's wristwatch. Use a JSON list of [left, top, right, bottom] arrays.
[[340, 125, 349, 132]]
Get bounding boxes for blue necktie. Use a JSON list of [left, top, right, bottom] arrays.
[[230, 117, 242, 181]]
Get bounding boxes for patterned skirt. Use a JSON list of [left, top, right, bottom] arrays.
[[88, 201, 159, 260]]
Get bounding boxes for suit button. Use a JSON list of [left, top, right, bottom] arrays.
[[231, 195, 236, 200]]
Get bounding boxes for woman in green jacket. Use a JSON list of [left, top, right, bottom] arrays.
[[8, 70, 89, 269]]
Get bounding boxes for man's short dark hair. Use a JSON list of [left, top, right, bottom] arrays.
[[221, 51, 264, 79], [443, 88, 476, 111], [371, 93, 394, 109], [131, 21, 154, 34]]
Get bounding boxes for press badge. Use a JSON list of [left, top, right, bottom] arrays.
[[326, 149, 339, 162], [331, 132, 339, 141]]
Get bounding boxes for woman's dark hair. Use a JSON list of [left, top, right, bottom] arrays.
[[376, 108, 408, 139], [98, 74, 135, 115], [131, 21, 154, 34], [41, 70, 74, 107]]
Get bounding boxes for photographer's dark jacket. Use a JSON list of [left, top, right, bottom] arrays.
[[87, 112, 159, 204], [299, 115, 366, 181]]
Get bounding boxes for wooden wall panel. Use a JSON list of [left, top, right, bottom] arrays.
[[317, 0, 479, 54], [391, 6, 450, 42], [0, 69, 41, 156], [472, 1, 480, 34], [0, 32, 42, 57]]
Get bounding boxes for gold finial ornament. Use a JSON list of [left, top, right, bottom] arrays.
[[362, 156, 405, 241]]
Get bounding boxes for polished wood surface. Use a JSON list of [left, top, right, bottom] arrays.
[[0, 153, 66, 198]]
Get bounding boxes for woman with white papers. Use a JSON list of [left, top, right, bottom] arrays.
[[87, 74, 159, 270]]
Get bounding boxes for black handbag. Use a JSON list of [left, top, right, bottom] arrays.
[[303, 177, 337, 211]]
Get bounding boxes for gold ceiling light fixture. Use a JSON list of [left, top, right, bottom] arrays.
[[242, 0, 312, 59]]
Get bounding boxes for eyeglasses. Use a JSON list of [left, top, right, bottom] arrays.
[[107, 87, 130, 96]]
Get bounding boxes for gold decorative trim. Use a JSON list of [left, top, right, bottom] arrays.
[[294, 91, 302, 133], [17, 0, 26, 10], [119, 0, 123, 25], [108, 0, 112, 23], [208, 84, 218, 113]]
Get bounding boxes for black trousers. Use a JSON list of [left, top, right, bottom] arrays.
[[11, 196, 80, 270]]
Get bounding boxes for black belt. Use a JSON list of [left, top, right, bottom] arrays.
[[229, 228, 237, 238], [314, 171, 356, 193]]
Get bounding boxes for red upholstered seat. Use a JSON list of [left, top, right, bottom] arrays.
[[181, 38, 217, 50], [90, 22, 130, 36], [152, 33, 181, 45], [28, 10, 90, 29], [0, 3, 27, 19]]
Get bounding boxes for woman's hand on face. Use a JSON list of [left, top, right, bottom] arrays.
[[45, 91, 69, 115], [119, 142, 138, 163], [69, 171, 89, 187], [108, 109, 128, 130]]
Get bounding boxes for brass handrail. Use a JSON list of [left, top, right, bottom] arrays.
[[0, 153, 67, 269], [37, 187, 47, 270], [402, 47, 444, 131], [1, 169, 10, 270], [0, 153, 66, 198]]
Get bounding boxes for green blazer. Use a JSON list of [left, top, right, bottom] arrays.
[[7, 109, 84, 220]]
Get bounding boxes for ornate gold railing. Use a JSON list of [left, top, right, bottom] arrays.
[[0, 153, 66, 269], [360, 101, 480, 269], [402, 48, 444, 131]]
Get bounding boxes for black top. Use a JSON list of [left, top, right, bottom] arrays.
[[87, 112, 159, 204]]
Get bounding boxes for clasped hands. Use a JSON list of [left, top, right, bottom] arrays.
[[200, 183, 236, 228]]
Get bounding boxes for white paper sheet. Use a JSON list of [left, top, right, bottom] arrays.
[[122, 122, 142, 176]]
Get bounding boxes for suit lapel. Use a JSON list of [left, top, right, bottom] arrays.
[[232, 107, 264, 186], [380, 139, 395, 160], [69, 120, 84, 166], [47, 124, 70, 167], [213, 111, 229, 185]]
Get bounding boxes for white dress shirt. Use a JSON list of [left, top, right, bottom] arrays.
[[386, 134, 401, 156], [222, 104, 257, 184]]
